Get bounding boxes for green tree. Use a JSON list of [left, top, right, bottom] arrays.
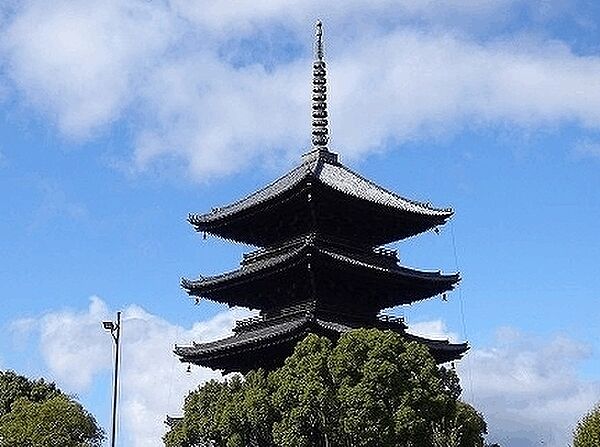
[[0, 370, 104, 447], [271, 335, 341, 447], [573, 403, 600, 447], [164, 371, 276, 447], [0, 371, 60, 417], [164, 329, 487, 447]]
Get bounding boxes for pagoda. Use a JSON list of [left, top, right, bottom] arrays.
[[175, 22, 468, 374]]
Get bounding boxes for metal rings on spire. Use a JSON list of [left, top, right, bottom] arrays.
[[311, 20, 330, 149]]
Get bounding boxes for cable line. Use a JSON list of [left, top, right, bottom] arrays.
[[450, 220, 476, 405]]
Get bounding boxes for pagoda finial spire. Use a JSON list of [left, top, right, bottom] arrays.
[[311, 20, 330, 149], [315, 20, 324, 61]]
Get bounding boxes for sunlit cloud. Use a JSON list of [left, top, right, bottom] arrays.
[[13, 296, 253, 447], [459, 328, 600, 447], [2, 1, 600, 180], [12, 300, 600, 447]]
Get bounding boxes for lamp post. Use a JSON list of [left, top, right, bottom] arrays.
[[102, 311, 121, 447]]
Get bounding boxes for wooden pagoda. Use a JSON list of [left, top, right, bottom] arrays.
[[175, 22, 468, 374]]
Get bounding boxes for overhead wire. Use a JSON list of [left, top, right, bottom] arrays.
[[450, 220, 476, 406], [166, 320, 184, 420]]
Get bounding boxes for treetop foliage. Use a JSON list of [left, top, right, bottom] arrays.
[[0, 370, 104, 447], [0, 370, 60, 418], [573, 402, 600, 447], [164, 328, 487, 447]]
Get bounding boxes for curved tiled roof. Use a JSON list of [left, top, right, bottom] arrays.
[[188, 157, 316, 226], [188, 149, 452, 227], [318, 161, 451, 216], [180, 242, 306, 291], [175, 315, 309, 357], [181, 235, 459, 293], [403, 332, 469, 362], [175, 312, 467, 364]]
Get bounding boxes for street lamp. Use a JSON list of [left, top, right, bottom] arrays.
[[102, 311, 121, 447]]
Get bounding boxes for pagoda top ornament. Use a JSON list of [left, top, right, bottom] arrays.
[[311, 20, 330, 149]]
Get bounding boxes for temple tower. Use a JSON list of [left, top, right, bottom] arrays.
[[175, 22, 467, 374]]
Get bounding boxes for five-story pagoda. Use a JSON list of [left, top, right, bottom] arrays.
[[175, 22, 468, 374]]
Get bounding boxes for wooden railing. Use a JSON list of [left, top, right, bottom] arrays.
[[376, 313, 405, 324], [233, 302, 405, 333]]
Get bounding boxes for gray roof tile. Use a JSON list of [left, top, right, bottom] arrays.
[[175, 312, 467, 361], [188, 149, 452, 226], [181, 235, 458, 292]]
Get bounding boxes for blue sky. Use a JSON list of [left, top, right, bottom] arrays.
[[1, 1, 600, 446]]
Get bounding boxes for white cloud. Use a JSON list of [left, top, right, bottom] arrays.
[[459, 328, 600, 447], [328, 32, 600, 158], [12, 304, 600, 447], [0, 0, 176, 138], [165, 0, 535, 34], [117, 303, 253, 446], [35, 296, 112, 390], [401, 320, 600, 447], [406, 318, 460, 343], [1, 1, 600, 180], [132, 53, 309, 179], [14, 296, 254, 447]]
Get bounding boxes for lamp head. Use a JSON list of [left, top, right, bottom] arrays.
[[102, 321, 115, 331]]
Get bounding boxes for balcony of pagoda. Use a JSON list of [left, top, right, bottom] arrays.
[[181, 235, 459, 314], [231, 301, 408, 335], [240, 234, 399, 269], [175, 310, 467, 374]]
